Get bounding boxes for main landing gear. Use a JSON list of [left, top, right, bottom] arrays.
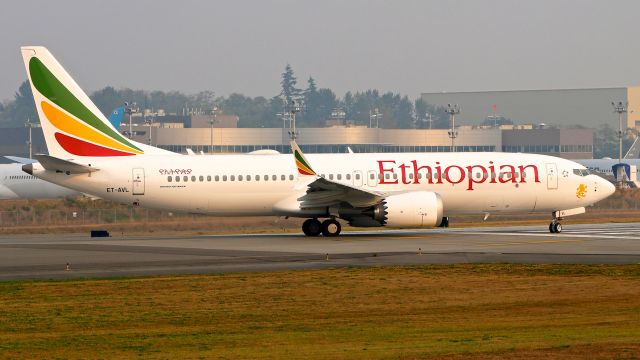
[[302, 218, 341, 237]]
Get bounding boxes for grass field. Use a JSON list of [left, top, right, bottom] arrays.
[[1, 265, 639, 359]]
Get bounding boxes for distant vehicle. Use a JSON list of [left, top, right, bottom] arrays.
[[20, 46, 615, 235], [0, 157, 79, 199]]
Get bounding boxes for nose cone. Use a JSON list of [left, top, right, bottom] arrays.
[[598, 176, 616, 199]]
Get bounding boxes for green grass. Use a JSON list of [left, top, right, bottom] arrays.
[[0, 264, 639, 359]]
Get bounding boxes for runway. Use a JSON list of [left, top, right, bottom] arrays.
[[1, 222, 639, 280]]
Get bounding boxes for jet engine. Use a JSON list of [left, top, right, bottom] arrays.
[[365, 191, 444, 228]]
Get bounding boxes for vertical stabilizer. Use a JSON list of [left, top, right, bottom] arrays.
[[20, 46, 170, 158]]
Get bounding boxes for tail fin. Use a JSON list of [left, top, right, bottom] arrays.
[[290, 140, 317, 176], [107, 106, 125, 129], [20, 46, 170, 158]]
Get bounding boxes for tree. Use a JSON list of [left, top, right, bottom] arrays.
[[280, 64, 300, 103], [0, 80, 37, 127]]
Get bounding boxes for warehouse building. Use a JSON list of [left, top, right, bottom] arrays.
[[421, 87, 640, 129]]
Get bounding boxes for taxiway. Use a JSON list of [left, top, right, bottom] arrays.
[[0, 222, 638, 280]]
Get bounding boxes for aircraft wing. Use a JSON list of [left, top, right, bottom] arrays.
[[298, 176, 384, 209], [33, 154, 99, 174], [291, 140, 384, 209]]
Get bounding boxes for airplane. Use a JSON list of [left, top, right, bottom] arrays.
[[0, 157, 80, 199], [19, 46, 615, 236], [0, 106, 126, 200], [574, 136, 640, 184]]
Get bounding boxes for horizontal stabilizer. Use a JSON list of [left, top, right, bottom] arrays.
[[5, 156, 36, 164], [33, 154, 99, 174]]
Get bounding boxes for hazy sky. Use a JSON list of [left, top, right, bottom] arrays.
[[1, 0, 640, 102]]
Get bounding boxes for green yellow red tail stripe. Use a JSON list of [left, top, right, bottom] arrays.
[[291, 141, 316, 176], [28, 56, 143, 156]]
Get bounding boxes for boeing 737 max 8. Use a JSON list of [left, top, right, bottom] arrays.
[[20, 46, 615, 235]]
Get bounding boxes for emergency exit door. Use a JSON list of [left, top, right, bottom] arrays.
[[132, 168, 145, 195]]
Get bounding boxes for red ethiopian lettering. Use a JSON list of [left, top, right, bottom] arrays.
[[377, 160, 398, 184]]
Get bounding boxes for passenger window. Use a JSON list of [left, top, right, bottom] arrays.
[[215, 175, 220, 181], [183, 176, 188, 182], [346, 174, 351, 180], [272, 175, 277, 181], [337, 174, 342, 180], [223, 175, 227, 181], [289, 174, 294, 180], [409, 173, 414, 180], [255, 175, 260, 181], [230, 175, 235, 181], [199, 175, 204, 182], [281, 174, 285, 181], [207, 175, 211, 181], [175, 176, 180, 182], [191, 176, 196, 182], [355, 173, 360, 180], [264, 175, 269, 181], [329, 174, 334, 180], [385, 173, 390, 180], [246, 175, 251, 181], [239, 175, 243, 181], [167, 176, 172, 182]]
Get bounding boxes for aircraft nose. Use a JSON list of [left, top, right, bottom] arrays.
[[598, 177, 616, 198]]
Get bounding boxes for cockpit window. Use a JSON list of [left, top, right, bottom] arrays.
[[573, 169, 590, 176]]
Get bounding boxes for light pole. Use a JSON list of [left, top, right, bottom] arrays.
[[446, 104, 460, 152], [25, 120, 34, 158], [425, 112, 433, 129], [124, 102, 138, 139], [145, 116, 154, 146], [210, 105, 218, 153], [612, 101, 628, 184], [369, 108, 382, 128], [288, 99, 301, 140]]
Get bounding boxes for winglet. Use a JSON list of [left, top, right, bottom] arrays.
[[291, 141, 316, 176]]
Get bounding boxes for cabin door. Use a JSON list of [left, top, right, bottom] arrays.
[[132, 168, 145, 195], [545, 163, 558, 190]]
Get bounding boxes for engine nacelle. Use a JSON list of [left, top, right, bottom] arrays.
[[370, 191, 444, 228]]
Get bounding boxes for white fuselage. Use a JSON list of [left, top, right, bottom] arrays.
[[28, 152, 614, 217], [0, 163, 79, 200]]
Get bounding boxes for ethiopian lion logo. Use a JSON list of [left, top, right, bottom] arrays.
[[576, 184, 587, 199]]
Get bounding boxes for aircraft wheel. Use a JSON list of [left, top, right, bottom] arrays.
[[302, 218, 322, 236], [321, 219, 341, 237], [553, 222, 562, 233], [549, 223, 554, 233]]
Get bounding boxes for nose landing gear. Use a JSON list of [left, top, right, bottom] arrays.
[[549, 220, 562, 233]]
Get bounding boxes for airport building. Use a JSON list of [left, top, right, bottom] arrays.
[[421, 87, 640, 129], [0, 123, 594, 160]]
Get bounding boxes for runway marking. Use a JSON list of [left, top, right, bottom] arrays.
[[453, 231, 640, 241], [480, 239, 585, 247]]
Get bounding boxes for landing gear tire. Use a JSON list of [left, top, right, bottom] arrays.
[[549, 222, 562, 233], [302, 218, 322, 236], [553, 222, 562, 233], [321, 219, 341, 237]]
